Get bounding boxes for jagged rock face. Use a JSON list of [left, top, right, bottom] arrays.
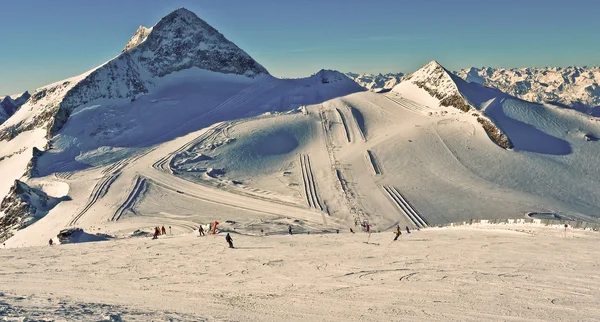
[[0, 8, 269, 141], [406, 61, 460, 99], [401, 61, 472, 112], [135, 8, 268, 77], [345, 72, 404, 92], [0, 180, 52, 242], [455, 66, 600, 109], [122, 26, 153, 52]]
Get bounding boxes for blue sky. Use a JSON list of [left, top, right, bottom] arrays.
[[1, 0, 598, 94]]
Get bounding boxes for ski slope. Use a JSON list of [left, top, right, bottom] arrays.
[[1, 225, 598, 321]]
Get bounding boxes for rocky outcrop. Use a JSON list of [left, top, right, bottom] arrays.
[[25, 147, 44, 177], [122, 26, 153, 52], [0, 180, 65, 242], [477, 117, 513, 149]]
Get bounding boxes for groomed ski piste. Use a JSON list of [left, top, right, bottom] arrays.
[[1, 225, 599, 321], [1, 8, 600, 321]]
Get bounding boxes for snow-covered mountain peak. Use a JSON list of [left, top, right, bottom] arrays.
[[130, 7, 269, 78], [122, 25, 153, 52], [0, 8, 270, 142], [396, 60, 463, 102]]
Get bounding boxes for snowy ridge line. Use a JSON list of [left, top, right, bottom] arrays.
[[299, 154, 323, 211], [111, 176, 147, 221], [69, 173, 120, 226], [384, 95, 430, 115], [365, 150, 382, 175], [335, 108, 351, 143], [383, 185, 428, 228]]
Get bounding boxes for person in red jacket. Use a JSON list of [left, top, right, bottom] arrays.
[[161, 225, 166, 235]]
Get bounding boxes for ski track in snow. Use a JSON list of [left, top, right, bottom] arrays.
[[383, 185, 428, 229], [111, 175, 147, 221], [384, 94, 431, 115], [69, 173, 120, 226], [299, 154, 323, 211]]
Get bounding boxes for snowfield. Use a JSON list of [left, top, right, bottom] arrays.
[[0, 225, 598, 321]]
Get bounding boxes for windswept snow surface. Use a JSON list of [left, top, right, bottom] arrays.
[[0, 226, 599, 321]]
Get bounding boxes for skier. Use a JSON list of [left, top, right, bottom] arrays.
[[48, 239, 53, 246], [394, 228, 401, 241], [161, 225, 166, 235], [406, 226, 411, 234], [153, 227, 160, 239], [288, 225, 293, 235], [225, 233, 234, 248], [199, 225, 205, 236]]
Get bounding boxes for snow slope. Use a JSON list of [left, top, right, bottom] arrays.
[[0, 225, 598, 321]]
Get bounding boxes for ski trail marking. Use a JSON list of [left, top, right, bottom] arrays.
[[111, 176, 147, 221], [69, 173, 120, 226], [383, 185, 428, 228], [299, 154, 323, 211]]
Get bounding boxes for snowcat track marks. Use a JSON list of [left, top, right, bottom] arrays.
[[151, 123, 228, 172], [299, 154, 323, 211], [335, 108, 351, 143], [112, 176, 147, 221], [348, 106, 366, 142], [388, 185, 428, 228], [365, 150, 382, 175], [69, 173, 120, 226], [384, 95, 430, 115], [383, 185, 427, 229]]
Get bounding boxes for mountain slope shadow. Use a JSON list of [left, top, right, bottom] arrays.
[[485, 98, 572, 155], [454, 78, 572, 156]]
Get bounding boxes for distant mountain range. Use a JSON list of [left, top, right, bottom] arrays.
[[346, 66, 600, 113]]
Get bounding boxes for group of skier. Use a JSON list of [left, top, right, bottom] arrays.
[[153, 225, 168, 239]]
